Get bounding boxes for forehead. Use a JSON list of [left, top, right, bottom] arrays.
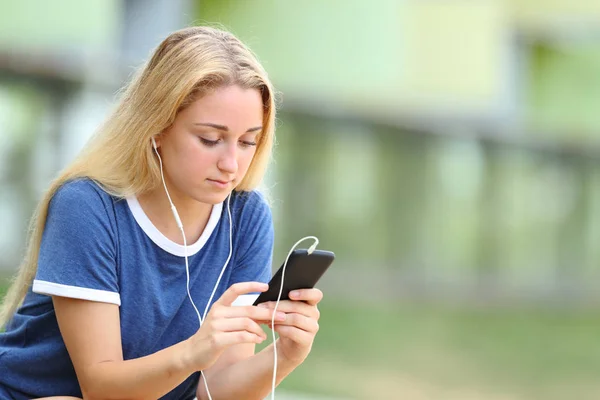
[[179, 85, 263, 127]]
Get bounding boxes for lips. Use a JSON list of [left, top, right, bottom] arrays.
[[208, 179, 231, 185]]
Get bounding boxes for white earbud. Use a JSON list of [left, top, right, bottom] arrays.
[[152, 138, 231, 400], [152, 134, 316, 400]]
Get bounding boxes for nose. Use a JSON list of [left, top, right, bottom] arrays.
[[217, 142, 238, 175]]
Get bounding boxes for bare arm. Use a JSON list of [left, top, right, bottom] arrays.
[[53, 282, 276, 400], [197, 342, 297, 400], [53, 297, 194, 400]]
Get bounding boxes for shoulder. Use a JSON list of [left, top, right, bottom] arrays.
[[229, 190, 275, 263], [229, 190, 271, 222], [47, 179, 117, 232], [51, 178, 114, 210], [39, 179, 118, 257]]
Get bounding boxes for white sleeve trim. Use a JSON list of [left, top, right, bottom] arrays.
[[32, 280, 121, 306]]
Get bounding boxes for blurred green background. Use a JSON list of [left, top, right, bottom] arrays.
[[2, 0, 600, 399]]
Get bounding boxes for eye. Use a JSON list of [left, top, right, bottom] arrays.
[[200, 137, 220, 147], [239, 140, 257, 148]]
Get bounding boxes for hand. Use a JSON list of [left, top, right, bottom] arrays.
[[259, 288, 323, 365], [184, 282, 286, 371]]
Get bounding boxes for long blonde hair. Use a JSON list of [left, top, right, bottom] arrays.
[[0, 26, 277, 327]]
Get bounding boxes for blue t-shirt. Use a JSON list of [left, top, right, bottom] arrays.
[[0, 179, 273, 400]]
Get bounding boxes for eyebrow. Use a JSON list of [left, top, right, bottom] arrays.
[[194, 122, 262, 133]]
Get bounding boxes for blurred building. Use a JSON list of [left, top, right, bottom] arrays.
[[2, 0, 600, 306], [0, 0, 193, 270], [198, 0, 600, 306]]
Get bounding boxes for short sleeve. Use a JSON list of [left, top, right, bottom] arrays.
[[228, 192, 274, 287], [32, 180, 120, 305]]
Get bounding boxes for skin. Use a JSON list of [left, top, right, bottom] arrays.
[[139, 84, 265, 245], [43, 85, 323, 400]]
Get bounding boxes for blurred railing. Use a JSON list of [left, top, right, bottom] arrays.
[[271, 108, 600, 307]]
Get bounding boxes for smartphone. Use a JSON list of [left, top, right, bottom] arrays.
[[253, 249, 335, 305]]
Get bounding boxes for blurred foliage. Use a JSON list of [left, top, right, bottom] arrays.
[[528, 43, 600, 137], [268, 112, 600, 306], [2, 1, 600, 399]]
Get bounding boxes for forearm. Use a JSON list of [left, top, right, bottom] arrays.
[[82, 339, 196, 400], [197, 342, 298, 400]]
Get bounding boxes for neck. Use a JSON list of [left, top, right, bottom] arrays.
[[137, 186, 214, 246]]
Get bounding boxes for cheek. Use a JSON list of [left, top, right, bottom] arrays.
[[192, 150, 218, 173], [238, 150, 257, 172], [176, 144, 215, 175]]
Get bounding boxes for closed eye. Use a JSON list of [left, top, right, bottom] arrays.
[[199, 137, 256, 148], [240, 140, 257, 148], [200, 137, 220, 147]]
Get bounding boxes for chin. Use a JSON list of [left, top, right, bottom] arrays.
[[194, 191, 231, 205]]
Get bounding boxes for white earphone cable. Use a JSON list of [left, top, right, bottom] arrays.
[[270, 236, 318, 400], [153, 139, 214, 399], [153, 138, 318, 400], [202, 194, 233, 322]]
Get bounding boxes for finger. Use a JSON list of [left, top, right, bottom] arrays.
[[211, 331, 265, 347], [215, 282, 269, 306], [273, 325, 314, 346], [211, 305, 287, 323], [258, 301, 320, 320], [271, 313, 319, 334], [211, 317, 268, 339], [287, 288, 323, 306]]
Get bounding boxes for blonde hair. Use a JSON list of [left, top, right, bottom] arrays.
[[0, 26, 277, 327]]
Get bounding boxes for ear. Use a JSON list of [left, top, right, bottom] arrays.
[[152, 134, 164, 151]]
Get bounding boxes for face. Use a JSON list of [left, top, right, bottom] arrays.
[[155, 85, 263, 205]]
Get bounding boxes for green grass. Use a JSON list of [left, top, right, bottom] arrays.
[[277, 301, 600, 400], [3, 281, 600, 399]]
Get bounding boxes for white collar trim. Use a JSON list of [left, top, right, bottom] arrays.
[[125, 196, 223, 257]]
